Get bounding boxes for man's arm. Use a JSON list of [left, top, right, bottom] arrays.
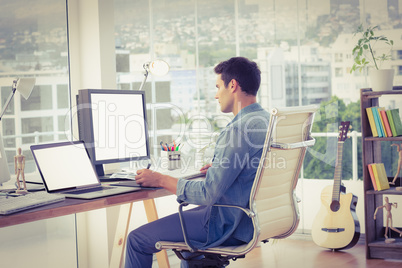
[[176, 128, 249, 206]]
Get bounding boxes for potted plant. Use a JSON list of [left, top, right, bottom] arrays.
[[350, 24, 394, 91]]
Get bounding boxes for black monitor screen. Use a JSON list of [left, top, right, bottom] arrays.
[[77, 89, 150, 176]]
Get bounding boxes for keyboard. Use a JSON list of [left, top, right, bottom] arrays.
[[161, 168, 205, 180], [108, 167, 205, 188], [0, 191, 66, 215], [110, 167, 204, 180]]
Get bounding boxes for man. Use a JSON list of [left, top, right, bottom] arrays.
[[125, 57, 270, 268]]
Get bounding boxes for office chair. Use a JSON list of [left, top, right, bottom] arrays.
[[156, 105, 318, 267]]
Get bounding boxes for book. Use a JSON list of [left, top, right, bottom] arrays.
[[371, 107, 384, 137], [371, 164, 382, 190], [389, 109, 402, 136], [380, 110, 393, 137], [378, 107, 388, 137], [375, 163, 390, 191], [367, 164, 378, 191], [386, 109, 397, 136], [366, 107, 378, 137]]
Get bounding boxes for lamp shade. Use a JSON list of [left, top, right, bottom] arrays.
[[16, 78, 36, 100], [137, 60, 170, 91], [147, 60, 169, 76], [0, 77, 36, 120]]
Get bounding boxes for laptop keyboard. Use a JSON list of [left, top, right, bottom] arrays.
[[0, 191, 65, 215], [64, 186, 114, 195]]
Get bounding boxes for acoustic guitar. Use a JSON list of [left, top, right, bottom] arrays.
[[311, 121, 360, 250]]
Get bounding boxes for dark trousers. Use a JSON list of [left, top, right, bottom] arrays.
[[125, 206, 210, 268]]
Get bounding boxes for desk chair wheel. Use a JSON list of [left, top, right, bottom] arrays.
[[173, 250, 245, 267]]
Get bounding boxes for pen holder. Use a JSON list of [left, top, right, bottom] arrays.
[[161, 151, 181, 170]]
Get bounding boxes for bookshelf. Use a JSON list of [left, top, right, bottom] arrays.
[[361, 87, 402, 260]]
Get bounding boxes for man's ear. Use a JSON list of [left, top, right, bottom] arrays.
[[229, 79, 239, 93]]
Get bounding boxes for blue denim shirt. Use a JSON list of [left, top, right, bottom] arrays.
[[176, 103, 270, 249]]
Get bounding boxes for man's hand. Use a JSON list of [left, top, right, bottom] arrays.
[[135, 169, 163, 188], [200, 163, 212, 174], [135, 169, 178, 194]]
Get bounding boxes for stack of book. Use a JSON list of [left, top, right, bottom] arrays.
[[367, 163, 390, 191], [366, 107, 402, 137]]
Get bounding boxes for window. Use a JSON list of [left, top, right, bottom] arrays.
[[112, 0, 402, 235], [0, 1, 76, 265], [0, 1, 70, 171], [398, 50, 402, 60], [335, 67, 343, 77], [335, 53, 343, 62]]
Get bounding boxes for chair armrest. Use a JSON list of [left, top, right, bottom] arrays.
[[177, 202, 197, 252], [270, 136, 315, 150], [212, 204, 255, 218], [176, 203, 255, 253]]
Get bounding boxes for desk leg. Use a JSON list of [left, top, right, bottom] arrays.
[[110, 202, 133, 268], [109, 199, 171, 268], [143, 199, 170, 268]]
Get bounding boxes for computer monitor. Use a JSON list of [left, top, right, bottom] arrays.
[[76, 89, 150, 176]]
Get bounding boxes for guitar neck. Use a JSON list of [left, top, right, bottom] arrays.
[[332, 141, 344, 202]]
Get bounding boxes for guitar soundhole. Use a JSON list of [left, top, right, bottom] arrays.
[[330, 201, 340, 212]]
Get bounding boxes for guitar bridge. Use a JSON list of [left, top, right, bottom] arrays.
[[321, 228, 345, 233]]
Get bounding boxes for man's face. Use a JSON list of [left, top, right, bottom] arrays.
[[215, 74, 233, 113]]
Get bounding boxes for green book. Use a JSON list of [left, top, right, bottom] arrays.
[[389, 109, 402, 136], [386, 110, 397, 136], [375, 163, 390, 191]]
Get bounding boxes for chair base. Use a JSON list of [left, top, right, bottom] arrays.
[[173, 250, 245, 268]]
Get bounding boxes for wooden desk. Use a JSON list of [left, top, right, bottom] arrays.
[[0, 188, 173, 268]]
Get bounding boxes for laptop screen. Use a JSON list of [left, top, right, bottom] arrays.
[[31, 141, 100, 192]]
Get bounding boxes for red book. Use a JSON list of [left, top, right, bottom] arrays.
[[367, 164, 378, 191], [380, 110, 393, 137]]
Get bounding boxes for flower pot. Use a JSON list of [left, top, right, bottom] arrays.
[[369, 68, 395, 91]]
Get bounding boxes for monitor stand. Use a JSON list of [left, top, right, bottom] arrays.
[[95, 164, 105, 177], [95, 163, 122, 179]]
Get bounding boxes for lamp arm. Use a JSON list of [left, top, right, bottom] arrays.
[[0, 80, 18, 121], [137, 69, 149, 91]]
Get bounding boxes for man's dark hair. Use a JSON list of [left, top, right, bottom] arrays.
[[214, 57, 261, 96]]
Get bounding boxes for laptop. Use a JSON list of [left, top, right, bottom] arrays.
[[30, 141, 141, 199]]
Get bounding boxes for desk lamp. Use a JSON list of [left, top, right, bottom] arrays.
[[0, 78, 36, 120], [137, 59, 170, 91], [0, 78, 36, 184]]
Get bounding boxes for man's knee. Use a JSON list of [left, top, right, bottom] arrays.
[[127, 228, 159, 254]]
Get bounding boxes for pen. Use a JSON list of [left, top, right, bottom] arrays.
[[161, 142, 168, 151], [146, 163, 151, 169]]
